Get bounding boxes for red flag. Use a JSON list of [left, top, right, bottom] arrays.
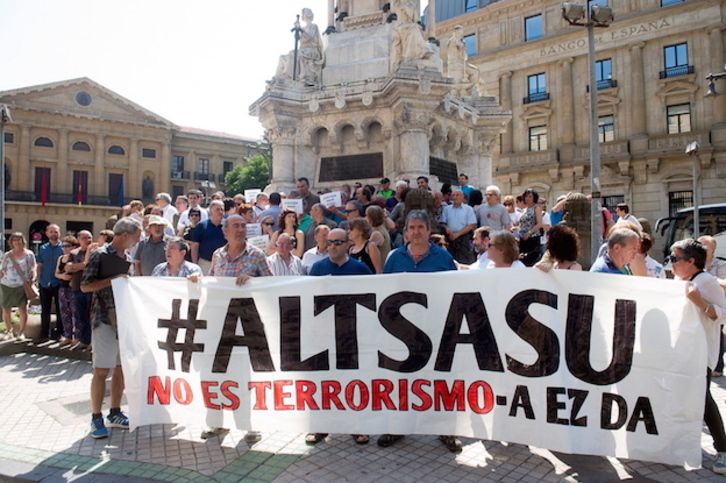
[[77, 174, 83, 206]]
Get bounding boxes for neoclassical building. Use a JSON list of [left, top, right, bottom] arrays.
[[435, 0, 726, 241], [0, 78, 267, 244]]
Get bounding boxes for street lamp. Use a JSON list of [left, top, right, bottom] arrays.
[[561, 2, 614, 264], [705, 64, 726, 97], [0, 105, 12, 250], [685, 141, 700, 238]]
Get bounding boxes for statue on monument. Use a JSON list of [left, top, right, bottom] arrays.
[[389, 0, 434, 72], [442, 26, 483, 97], [276, 8, 324, 86]]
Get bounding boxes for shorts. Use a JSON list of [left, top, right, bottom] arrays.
[[1, 284, 27, 309], [92, 309, 121, 369]]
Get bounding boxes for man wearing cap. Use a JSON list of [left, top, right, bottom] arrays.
[[133, 216, 172, 276], [191, 200, 226, 275], [377, 178, 394, 199]]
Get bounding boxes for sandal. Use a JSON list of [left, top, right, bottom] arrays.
[[305, 432, 328, 445], [352, 434, 369, 444], [377, 434, 404, 447]]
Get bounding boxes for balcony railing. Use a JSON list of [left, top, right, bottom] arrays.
[[659, 65, 694, 79], [586, 79, 618, 92], [523, 92, 549, 104], [6, 191, 134, 207], [194, 172, 215, 182], [217, 173, 230, 185], [170, 170, 190, 180]]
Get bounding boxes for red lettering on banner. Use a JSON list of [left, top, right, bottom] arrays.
[[412, 379, 432, 411], [201, 381, 221, 409], [296, 380, 320, 410], [172, 378, 193, 405], [467, 381, 494, 414], [371, 379, 396, 410], [345, 380, 370, 411], [399, 379, 409, 411], [248, 381, 271, 410], [434, 380, 465, 411], [221, 381, 240, 410], [322, 380, 345, 410], [274, 380, 294, 410], [147, 376, 171, 405]]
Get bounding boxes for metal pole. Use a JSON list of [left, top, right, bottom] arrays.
[[0, 105, 8, 251], [692, 153, 700, 239], [587, 11, 602, 264]]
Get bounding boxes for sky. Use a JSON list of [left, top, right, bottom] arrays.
[[1, 0, 333, 140]]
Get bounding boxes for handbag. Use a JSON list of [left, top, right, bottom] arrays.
[[8, 252, 38, 300]]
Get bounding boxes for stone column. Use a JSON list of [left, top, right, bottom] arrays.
[[328, 0, 335, 29], [268, 126, 297, 186], [128, 139, 139, 198], [708, 25, 726, 126], [57, 129, 69, 194], [499, 72, 513, 154], [629, 42, 646, 137], [395, 106, 430, 176], [17, 125, 30, 192], [427, 0, 436, 39], [559, 58, 575, 145], [160, 140, 171, 193], [94, 134, 105, 198]]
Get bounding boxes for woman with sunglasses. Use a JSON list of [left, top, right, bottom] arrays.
[[55, 235, 81, 346], [670, 238, 726, 474], [181, 208, 202, 261]]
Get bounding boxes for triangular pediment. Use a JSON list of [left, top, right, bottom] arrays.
[[0, 77, 176, 129]]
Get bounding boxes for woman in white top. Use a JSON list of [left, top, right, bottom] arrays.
[[0, 232, 37, 340], [486, 230, 526, 269], [670, 238, 726, 475]]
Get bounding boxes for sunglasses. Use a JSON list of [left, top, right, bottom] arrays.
[[189, 213, 201, 217], [263, 222, 274, 226], [327, 239, 347, 246], [61, 244, 73, 248], [669, 254, 688, 263]]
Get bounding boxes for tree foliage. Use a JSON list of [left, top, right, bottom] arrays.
[[225, 155, 271, 196]]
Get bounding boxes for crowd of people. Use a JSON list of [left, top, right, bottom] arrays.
[[1, 174, 725, 471]]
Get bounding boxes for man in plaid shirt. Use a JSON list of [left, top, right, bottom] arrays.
[[81, 217, 141, 439]]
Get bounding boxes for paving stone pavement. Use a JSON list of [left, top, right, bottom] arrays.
[[1, 350, 726, 482]]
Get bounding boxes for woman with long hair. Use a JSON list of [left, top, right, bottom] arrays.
[[348, 218, 382, 274], [0, 232, 37, 340], [267, 208, 305, 258], [55, 235, 81, 346]]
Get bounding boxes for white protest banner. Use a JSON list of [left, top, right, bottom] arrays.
[[246, 223, 262, 238], [282, 198, 303, 214], [244, 189, 262, 203], [320, 191, 342, 208], [246, 235, 269, 251], [114, 269, 705, 467]]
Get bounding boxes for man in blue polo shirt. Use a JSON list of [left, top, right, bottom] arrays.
[[191, 200, 226, 275], [590, 228, 640, 275], [35, 223, 63, 343]]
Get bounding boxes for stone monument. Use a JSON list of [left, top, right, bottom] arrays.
[[250, 2, 511, 194]]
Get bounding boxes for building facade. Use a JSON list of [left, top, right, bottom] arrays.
[[435, 0, 726, 252], [0, 78, 267, 245]]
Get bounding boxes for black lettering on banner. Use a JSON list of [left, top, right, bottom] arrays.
[[601, 393, 628, 430], [566, 295, 636, 385], [279, 297, 328, 371], [568, 388, 589, 427], [315, 294, 377, 370], [547, 387, 569, 425], [627, 397, 659, 434], [157, 299, 206, 372], [434, 293, 505, 372], [377, 292, 433, 373], [212, 298, 275, 373], [505, 290, 559, 377], [509, 385, 535, 419]]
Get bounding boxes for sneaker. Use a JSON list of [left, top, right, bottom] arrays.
[[15, 334, 25, 341], [106, 412, 129, 429], [438, 435, 463, 453], [90, 418, 108, 439], [244, 431, 262, 444], [200, 427, 227, 439], [2, 333, 13, 341], [377, 434, 404, 447], [714, 452, 726, 475]]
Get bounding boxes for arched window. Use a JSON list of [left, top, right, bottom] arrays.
[[72, 141, 91, 152], [34, 137, 54, 148], [108, 145, 126, 155]]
